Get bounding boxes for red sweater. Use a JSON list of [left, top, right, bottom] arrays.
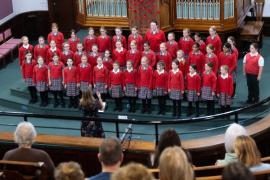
[[168, 69, 184, 91], [112, 48, 127, 67], [46, 48, 61, 64], [126, 50, 141, 69], [112, 35, 127, 50], [166, 41, 179, 59], [197, 40, 206, 55], [178, 37, 194, 56], [48, 62, 64, 79], [83, 36, 97, 52], [109, 71, 123, 87], [186, 73, 201, 92], [244, 53, 262, 75], [34, 45, 49, 60], [63, 66, 79, 83], [141, 50, 156, 68], [216, 74, 234, 96], [232, 47, 239, 61], [103, 58, 113, 71], [73, 51, 85, 66], [19, 45, 34, 66], [97, 35, 111, 53], [47, 32, 64, 50], [205, 54, 219, 74], [177, 58, 188, 77], [78, 63, 92, 83], [156, 52, 172, 71], [137, 66, 153, 89], [60, 50, 74, 65], [206, 35, 222, 55], [33, 65, 48, 84], [153, 70, 168, 91], [68, 37, 80, 53], [202, 71, 216, 91], [123, 69, 137, 86], [188, 51, 205, 73], [88, 52, 102, 67], [21, 60, 36, 79], [93, 65, 108, 84], [128, 34, 143, 51], [218, 52, 237, 74], [144, 29, 166, 52]]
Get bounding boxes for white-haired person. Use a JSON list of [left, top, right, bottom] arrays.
[[2, 121, 55, 179], [216, 123, 248, 165]]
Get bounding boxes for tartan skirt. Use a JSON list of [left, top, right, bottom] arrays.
[[50, 78, 63, 91], [25, 78, 34, 86], [66, 82, 79, 96], [36, 81, 47, 92], [80, 81, 90, 92], [219, 93, 232, 106], [187, 90, 199, 102], [125, 84, 137, 97], [169, 90, 183, 100], [201, 86, 214, 101], [110, 85, 123, 98], [94, 82, 107, 94], [138, 87, 152, 99], [153, 88, 166, 97]]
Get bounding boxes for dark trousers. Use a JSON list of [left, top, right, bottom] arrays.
[[188, 101, 199, 116], [158, 96, 166, 114], [40, 91, 48, 105], [246, 73, 259, 102], [53, 91, 64, 104], [69, 96, 79, 108], [172, 100, 181, 116], [206, 100, 215, 115], [142, 99, 152, 113], [128, 97, 136, 112], [221, 105, 231, 113], [28, 86, 37, 102]]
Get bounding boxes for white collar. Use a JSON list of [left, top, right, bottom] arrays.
[[23, 44, 29, 49], [112, 69, 120, 73], [183, 37, 190, 41], [250, 52, 259, 57], [26, 59, 31, 63], [172, 68, 179, 74], [116, 47, 123, 53], [131, 49, 136, 54], [39, 44, 44, 48], [160, 51, 166, 55], [211, 35, 216, 40], [142, 66, 148, 70], [38, 64, 43, 68], [97, 64, 103, 69], [207, 53, 214, 57], [127, 68, 133, 72], [80, 63, 88, 68], [177, 57, 185, 62], [50, 47, 57, 52], [157, 69, 165, 75], [189, 72, 197, 77], [221, 73, 228, 79], [68, 66, 73, 70]]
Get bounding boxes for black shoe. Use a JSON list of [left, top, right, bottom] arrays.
[[32, 99, 38, 104], [246, 99, 253, 104]]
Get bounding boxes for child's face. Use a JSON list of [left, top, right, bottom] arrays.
[[77, 44, 83, 51], [25, 53, 32, 60], [126, 61, 132, 69], [63, 44, 70, 51], [115, 29, 122, 36], [22, 38, 29, 45], [113, 63, 119, 70], [206, 47, 213, 54], [52, 26, 58, 33], [97, 58, 103, 65], [189, 66, 195, 73], [100, 29, 106, 36], [89, 29, 94, 36], [183, 30, 189, 38], [131, 28, 137, 35], [172, 62, 177, 70], [250, 45, 256, 53], [116, 42, 122, 49], [71, 32, 76, 39], [144, 44, 149, 51], [50, 41, 56, 48], [205, 64, 210, 71], [38, 38, 44, 45], [168, 34, 174, 41], [141, 59, 148, 67], [209, 28, 215, 36], [177, 51, 183, 58], [160, 44, 166, 52], [130, 42, 136, 49], [220, 67, 227, 74], [150, 22, 157, 31], [194, 35, 200, 42], [38, 58, 44, 65], [223, 46, 229, 53], [92, 46, 98, 52], [192, 45, 199, 52], [53, 56, 59, 63], [157, 64, 163, 71], [227, 38, 233, 46], [67, 59, 73, 66], [81, 57, 87, 64], [104, 51, 110, 57]]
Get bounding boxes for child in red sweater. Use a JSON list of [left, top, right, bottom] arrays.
[[97, 26, 111, 53], [33, 57, 48, 107], [186, 64, 201, 116], [112, 41, 127, 70], [93, 56, 108, 100], [63, 58, 79, 108], [123, 60, 137, 112], [109, 62, 123, 112], [166, 32, 178, 59], [21, 51, 37, 104], [68, 29, 80, 53], [88, 44, 102, 67], [112, 27, 127, 50], [176, 50, 188, 78], [227, 36, 238, 97], [83, 27, 97, 53], [201, 62, 217, 115], [46, 40, 61, 64], [34, 36, 48, 61], [103, 50, 113, 71], [19, 36, 33, 66], [48, 54, 65, 108], [47, 22, 64, 50], [61, 42, 74, 65], [205, 44, 218, 74], [126, 40, 141, 69], [74, 43, 85, 66], [178, 28, 194, 58], [217, 65, 234, 113], [194, 32, 206, 55], [168, 60, 185, 117], [142, 42, 156, 69], [128, 26, 143, 51], [138, 56, 153, 114], [188, 43, 205, 74], [78, 54, 92, 93], [206, 26, 222, 55], [153, 61, 168, 115], [156, 42, 172, 71]]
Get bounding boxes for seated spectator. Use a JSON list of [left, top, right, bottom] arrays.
[[2, 121, 55, 179], [111, 163, 154, 180], [234, 135, 270, 172], [159, 146, 194, 180], [54, 161, 84, 180], [216, 123, 247, 165], [222, 162, 255, 180], [88, 137, 123, 180]]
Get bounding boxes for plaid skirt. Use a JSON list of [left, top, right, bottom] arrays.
[[94, 82, 107, 94], [25, 78, 34, 86], [138, 87, 152, 99], [219, 93, 232, 106], [187, 90, 199, 102], [153, 88, 166, 97], [36, 81, 47, 92], [50, 78, 63, 91], [66, 82, 79, 96], [201, 86, 214, 101], [125, 84, 137, 97], [80, 81, 90, 92], [169, 90, 183, 100], [110, 85, 123, 98]]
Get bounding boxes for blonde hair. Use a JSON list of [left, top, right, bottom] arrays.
[[159, 146, 194, 180], [234, 135, 261, 167], [54, 161, 84, 180], [111, 163, 154, 180]]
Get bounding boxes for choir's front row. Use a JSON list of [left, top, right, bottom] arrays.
[[22, 51, 233, 117]]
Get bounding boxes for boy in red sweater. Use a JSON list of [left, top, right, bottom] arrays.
[[109, 62, 123, 112], [83, 27, 97, 53], [68, 29, 80, 53], [128, 26, 143, 51], [34, 36, 48, 61], [188, 43, 205, 74], [63, 58, 79, 108], [168, 60, 185, 117], [217, 65, 234, 113], [33, 57, 48, 107], [21, 51, 37, 104], [156, 42, 172, 71], [78, 54, 92, 93], [186, 64, 201, 116], [126, 40, 141, 69], [97, 26, 111, 53], [61, 42, 74, 65], [47, 23, 64, 50], [138, 56, 153, 114], [112, 41, 127, 70], [123, 60, 137, 112], [206, 26, 222, 55], [178, 28, 194, 58], [112, 27, 127, 50], [142, 42, 156, 69], [19, 36, 33, 66], [166, 32, 178, 59], [46, 40, 61, 64], [103, 50, 113, 71], [153, 61, 168, 115], [48, 54, 65, 108], [93, 56, 108, 100]]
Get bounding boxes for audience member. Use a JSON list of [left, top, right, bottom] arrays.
[[54, 161, 84, 180], [222, 162, 255, 180], [159, 146, 194, 180], [88, 137, 123, 180], [2, 121, 55, 179]]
